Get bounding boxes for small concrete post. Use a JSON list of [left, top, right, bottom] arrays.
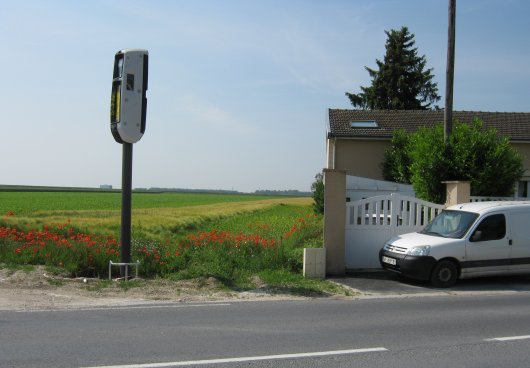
[[303, 248, 326, 279], [443, 181, 471, 207]]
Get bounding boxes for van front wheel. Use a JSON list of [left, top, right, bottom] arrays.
[[430, 260, 458, 288]]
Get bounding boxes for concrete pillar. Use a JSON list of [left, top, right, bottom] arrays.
[[323, 169, 346, 275], [443, 181, 471, 207]]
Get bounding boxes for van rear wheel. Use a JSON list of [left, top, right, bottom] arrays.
[[430, 260, 458, 288]]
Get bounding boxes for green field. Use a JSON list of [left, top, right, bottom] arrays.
[[0, 191, 312, 239], [0, 191, 288, 214], [1, 191, 328, 293]]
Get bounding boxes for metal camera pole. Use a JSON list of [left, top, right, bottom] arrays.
[[120, 142, 133, 278], [110, 49, 148, 279]]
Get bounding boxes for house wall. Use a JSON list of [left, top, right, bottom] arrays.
[[330, 139, 530, 179], [332, 139, 389, 179]]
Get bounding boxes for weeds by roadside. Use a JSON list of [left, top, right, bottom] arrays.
[[0, 205, 333, 296]]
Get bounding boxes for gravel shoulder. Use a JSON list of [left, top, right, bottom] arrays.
[[0, 267, 352, 311], [5, 267, 529, 311]]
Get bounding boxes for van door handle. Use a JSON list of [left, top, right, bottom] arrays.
[[509, 239, 513, 245]]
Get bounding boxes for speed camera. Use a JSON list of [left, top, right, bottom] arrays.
[[110, 49, 148, 144]]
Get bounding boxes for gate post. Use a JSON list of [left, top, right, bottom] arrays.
[[443, 181, 470, 207], [323, 169, 346, 275]]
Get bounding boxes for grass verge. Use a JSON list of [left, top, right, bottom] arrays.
[[0, 194, 341, 298]]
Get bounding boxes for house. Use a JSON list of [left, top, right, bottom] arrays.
[[326, 109, 530, 196], [323, 109, 530, 275]]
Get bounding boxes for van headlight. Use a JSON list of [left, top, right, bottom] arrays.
[[406, 245, 431, 256]]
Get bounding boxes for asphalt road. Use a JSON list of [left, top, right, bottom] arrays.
[[2, 288, 530, 368], [332, 270, 530, 296]]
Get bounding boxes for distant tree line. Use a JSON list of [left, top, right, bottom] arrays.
[[138, 188, 310, 196], [0, 185, 310, 197], [137, 187, 240, 194], [253, 189, 311, 197]]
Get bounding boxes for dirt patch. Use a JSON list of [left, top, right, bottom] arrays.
[[0, 267, 320, 311]]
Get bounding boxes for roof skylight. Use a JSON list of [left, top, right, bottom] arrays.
[[350, 120, 378, 128]]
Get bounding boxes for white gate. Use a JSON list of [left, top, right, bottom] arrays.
[[345, 193, 444, 269]]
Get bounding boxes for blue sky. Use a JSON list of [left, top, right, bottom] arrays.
[[1, 0, 529, 192]]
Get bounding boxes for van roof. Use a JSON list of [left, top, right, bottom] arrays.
[[447, 201, 530, 214]]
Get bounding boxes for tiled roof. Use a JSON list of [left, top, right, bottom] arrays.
[[328, 109, 530, 141]]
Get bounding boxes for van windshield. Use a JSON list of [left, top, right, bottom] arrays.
[[420, 210, 479, 239]]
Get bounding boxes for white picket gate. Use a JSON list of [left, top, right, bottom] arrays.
[[345, 193, 444, 269]]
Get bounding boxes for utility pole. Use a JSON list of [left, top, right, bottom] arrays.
[[444, 0, 456, 143]]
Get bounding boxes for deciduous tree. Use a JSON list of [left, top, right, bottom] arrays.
[[382, 120, 524, 203]]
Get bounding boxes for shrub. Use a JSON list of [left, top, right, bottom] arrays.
[[311, 172, 324, 214], [383, 119, 524, 203], [381, 128, 413, 183], [448, 120, 524, 197], [408, 124, 449, 203]]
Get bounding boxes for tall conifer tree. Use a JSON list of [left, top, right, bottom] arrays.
[[346, 27, 440, 110]]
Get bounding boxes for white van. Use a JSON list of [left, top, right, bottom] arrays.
[[379, 201, 530, 287]]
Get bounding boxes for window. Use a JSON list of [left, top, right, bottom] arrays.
[[518, 181, 529, 198], [126, 74, 135, 91], [470, 214, 506, 242], [421, 210, 478, 239], [350, 121, 378, 128]]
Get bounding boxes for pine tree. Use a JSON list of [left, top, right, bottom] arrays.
[[346, 27, 440, 110]]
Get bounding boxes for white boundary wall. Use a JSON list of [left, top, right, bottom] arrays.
[[346, 176, 415, 202]]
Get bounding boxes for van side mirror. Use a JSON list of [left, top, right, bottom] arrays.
[[471, 230, 482, 242]]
